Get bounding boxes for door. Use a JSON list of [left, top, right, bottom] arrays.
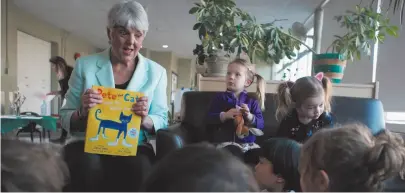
[[17, 31, 51, 114]]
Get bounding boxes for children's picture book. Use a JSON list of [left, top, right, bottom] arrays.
[[84, 86, 144, 156]]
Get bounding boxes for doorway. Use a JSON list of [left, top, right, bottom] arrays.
[[17, 31, 51, 114]]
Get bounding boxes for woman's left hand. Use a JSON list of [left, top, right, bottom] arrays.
[[132, 96, 149, 117]]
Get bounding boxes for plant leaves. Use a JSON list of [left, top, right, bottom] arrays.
[[356, 50, 361, 60], [386, 27, 398, 37], [198, 25, 206, 40], [189, 7, 199, 14], [193, 23, 202, 30], [334, 16, 343, 22], [230, 38, 238, 47]]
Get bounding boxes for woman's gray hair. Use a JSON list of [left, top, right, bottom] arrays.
[[108, 0, 149, 33]]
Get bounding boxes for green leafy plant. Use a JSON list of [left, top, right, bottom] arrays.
[[371, 0, 405, 24], [327, 5, 399, 61], [192, 44, 206, 65], [189, 0, 313, 64]]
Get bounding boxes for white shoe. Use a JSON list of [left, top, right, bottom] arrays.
[[108, 139, 118, 146], [89, 135, 99, 141], [122, 139, 132, 147]]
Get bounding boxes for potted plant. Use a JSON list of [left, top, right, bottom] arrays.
[[313, 5, 399, 83], [189, 0, 310, 77], [189, 0, 237, 76], [370, 0, 404, 24]]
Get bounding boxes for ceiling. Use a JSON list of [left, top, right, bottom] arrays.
[[12, 0, 324, 58]]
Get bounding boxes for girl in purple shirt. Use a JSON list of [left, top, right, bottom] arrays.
[[207, 58, 265, 156]]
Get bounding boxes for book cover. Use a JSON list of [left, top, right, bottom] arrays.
[[84, 86, 144, 156]]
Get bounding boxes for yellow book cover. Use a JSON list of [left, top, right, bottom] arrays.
[[84, 86, 144, 156]]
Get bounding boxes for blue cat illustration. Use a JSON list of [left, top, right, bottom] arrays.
[[89, 109, 133, 147]]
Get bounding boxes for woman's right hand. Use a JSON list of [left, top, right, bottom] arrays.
[[80, 88, 103, 115]]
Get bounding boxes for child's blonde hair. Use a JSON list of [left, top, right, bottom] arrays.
[[275, 75, 332, 121], [230, 58, 266, 110], [299, 124, 405, 192]]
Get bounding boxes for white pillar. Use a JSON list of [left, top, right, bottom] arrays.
[[372, 0, 382, 83], [313, 8, 324, 54]]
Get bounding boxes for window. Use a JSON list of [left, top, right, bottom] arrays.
[[272, 28, 314, 81], [385, 112, 405, 124]]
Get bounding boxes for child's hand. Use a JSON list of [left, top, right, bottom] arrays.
[[240, 104, 250, 116], [240, 104, 254, 123], [224, 108, 241, 120]]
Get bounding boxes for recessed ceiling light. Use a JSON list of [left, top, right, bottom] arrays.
[[162, 45, 168, 48]]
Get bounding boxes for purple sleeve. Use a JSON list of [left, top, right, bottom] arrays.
[[250, 99, 264, 129], [207, 93, 225, 125]]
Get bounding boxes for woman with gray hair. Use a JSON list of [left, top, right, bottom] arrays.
[[59, 0, 168, 191]]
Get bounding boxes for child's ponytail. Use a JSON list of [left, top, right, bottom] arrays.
[[255, 74, 266, 111], [365, 138, 405, 190], [321, 77, 333, 112], [276, 81, 294, 121]]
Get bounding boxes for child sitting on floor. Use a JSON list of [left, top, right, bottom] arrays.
[[254, 138, 301, 192], [299, 124, 405, 192]]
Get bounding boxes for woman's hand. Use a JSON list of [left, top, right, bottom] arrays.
[[132, 96, 154, 130], [81, 89, 103, 115], [132, 96, 149, 117]]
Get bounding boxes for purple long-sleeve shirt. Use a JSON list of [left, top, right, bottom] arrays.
[[206, 90, 264, 143]]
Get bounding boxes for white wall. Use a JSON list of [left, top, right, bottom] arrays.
[[322, 0, 405, 113], [376, 6, 405, 112]]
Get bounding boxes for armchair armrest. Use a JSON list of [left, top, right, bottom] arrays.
[[156, 123, 186, 161]]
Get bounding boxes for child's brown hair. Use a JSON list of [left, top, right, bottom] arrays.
[[141, 142, 260, 192], [1, 139, 69, 192], [375, 129, 405, 180], [275, 74, 332, 121], [299, 124, 405, 192], [230, 58, 266, 110]]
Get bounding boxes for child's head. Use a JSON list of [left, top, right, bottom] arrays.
[[299, 124, 405, 192], [276, 72, 332, 121], [254, 138, 301, 192], [141, 142, 260, 192], [1, 139, 68, 192], [226, 58, 266, 109], [375, 129, 405, 180]]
